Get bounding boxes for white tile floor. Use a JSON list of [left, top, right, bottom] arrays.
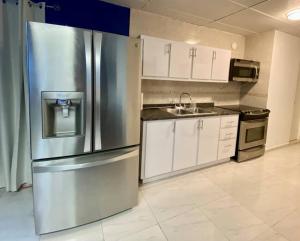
[[2, 143, 300, 241]]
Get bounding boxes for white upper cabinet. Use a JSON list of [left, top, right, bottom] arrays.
[[211, 48, 231, 81], [191, 45, 213, 80], [141, 35, 231, 82], [173, 118, 198, 171], [197, 117, 221, 165], [169, 41, 193, 79], [142, 36, 170, 78]]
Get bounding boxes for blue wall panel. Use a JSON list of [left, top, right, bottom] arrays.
[[40, 0, 130, 36]]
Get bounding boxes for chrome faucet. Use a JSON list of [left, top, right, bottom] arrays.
[[179, 92, 193, 108]]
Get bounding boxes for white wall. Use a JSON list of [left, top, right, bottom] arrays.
[[290, 67, 300, 141], [266, 31, 300, 149], [130, 9, 245, 105], [240, 31, 275, 108]]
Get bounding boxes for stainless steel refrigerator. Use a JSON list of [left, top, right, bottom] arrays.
[[26, 22, 141, 234]]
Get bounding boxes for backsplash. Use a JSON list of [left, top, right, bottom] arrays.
[[130, 9, 245, 105], [142, 79, 241, 105]]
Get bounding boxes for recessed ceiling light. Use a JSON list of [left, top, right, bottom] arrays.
[[185, 40, 198, 45], [287, 8, 300, 21]]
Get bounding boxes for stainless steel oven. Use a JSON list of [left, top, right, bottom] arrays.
[[230, 58, 260, 82], [239, 118, 268, 150], [218, 105, 270, 162]]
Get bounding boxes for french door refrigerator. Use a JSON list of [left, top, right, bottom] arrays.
[[26, 22, 141, 234]]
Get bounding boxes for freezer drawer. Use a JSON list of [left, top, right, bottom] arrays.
[[32, 147, 139, 234]]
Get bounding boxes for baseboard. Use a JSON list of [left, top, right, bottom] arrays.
[[266, 141, 299, 152], [289, 139, 300, 145], [141, 158, 230, 184]]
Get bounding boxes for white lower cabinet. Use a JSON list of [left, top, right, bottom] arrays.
[[143, 120, 175, 178], [218, 115, 239, 160], [173, 119, 199, 171], [141, 114, 239, 182], [218, 139, 236, 160], [197, 117, 221, 165]]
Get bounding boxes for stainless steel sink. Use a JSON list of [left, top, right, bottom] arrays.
[[162, 107, 217, 116], [189, 107, 217, 115], [165, 108, 194, 116]]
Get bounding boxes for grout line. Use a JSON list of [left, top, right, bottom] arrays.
[[100, 221, 106, 241], [201, 161, 300, 241], [270, 207, 298, 228], [140, 192, 169, 241], [193, 206, 231, 241]]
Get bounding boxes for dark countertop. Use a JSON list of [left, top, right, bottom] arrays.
[[141, 103, 239, 121]]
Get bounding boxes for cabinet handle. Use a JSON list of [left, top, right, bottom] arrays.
[[201, 120, 204, 129], [165, 44, 171, 54], [213, 51, 216, 60], [189, 48, 194, 58], [173, 121, 176, 133], [194, 48, 197, 57], [197, 120, 201, 130]]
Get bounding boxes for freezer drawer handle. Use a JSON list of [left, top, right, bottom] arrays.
[[33, 149, 139, 173]]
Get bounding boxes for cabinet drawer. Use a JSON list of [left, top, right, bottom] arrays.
[[219, 127, 237, 140], [218, 139, 236, 160], [220, 115, 239, 128]]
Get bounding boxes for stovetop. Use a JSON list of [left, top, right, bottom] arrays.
[[219, 105, 270, 120], [218, 105, 267, 113]]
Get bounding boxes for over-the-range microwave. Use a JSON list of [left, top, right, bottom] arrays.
[[229, 58, 260, 82]]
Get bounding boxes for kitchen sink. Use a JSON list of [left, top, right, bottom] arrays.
[[163, 107, 217, 116], [189, 107, 217, 115], [165, 108, 194, 116]]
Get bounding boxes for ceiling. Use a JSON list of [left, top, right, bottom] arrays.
[[102, 0, 300, 36]]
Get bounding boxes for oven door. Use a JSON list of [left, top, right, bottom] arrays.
[[239, 118, 268, 150]]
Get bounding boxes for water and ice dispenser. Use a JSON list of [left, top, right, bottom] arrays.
[[41, 92, 84, 138]]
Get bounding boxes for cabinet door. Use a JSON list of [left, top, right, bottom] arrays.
[[191, 45, 213, 80], [211, 48, 231, 82], [173, 119, 198, 171], [198, 117, 221, 165], [142, 36, 170, 78], [218, 139, 236, 160], [169, 42, 193, 79], [144, 120, 175, 178]]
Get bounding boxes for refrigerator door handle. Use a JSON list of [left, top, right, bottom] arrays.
[[94, 32, 103, 151], [32, 148, 139, 173], [84, 31, 92, 153]]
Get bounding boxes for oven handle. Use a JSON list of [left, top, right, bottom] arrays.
[[246, 112, 269, 116], [242, 118, 267, 123], [240, 118, 268, 129]]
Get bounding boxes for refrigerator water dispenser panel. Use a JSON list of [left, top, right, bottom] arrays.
[[42, 92, 84, 138]]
